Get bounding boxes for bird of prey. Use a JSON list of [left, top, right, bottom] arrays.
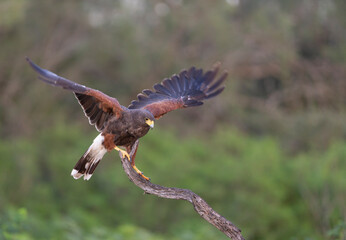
[[26, 57, 227, 181]]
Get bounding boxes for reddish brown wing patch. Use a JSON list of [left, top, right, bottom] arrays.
[[75, 90, 123, 131], [84, 89, 123, 116], [128, 63, 227, 119], [75, 93, 115, 131], [143, 99, 184, 119], [26, 58, 124, 131]]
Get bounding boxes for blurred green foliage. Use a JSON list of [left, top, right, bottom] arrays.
[[0, 124, 345, 239], [1, 0, 346, 239]]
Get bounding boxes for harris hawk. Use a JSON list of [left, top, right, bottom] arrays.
[[26, 58, 227, 181]]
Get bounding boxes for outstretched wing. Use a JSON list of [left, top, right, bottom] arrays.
[[26, 57, 123, 131], [128, 63, 227, 119]]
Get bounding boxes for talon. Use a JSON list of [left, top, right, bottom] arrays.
[[114, 146, 130, 160], [114, 145, 150, 181], [121, 151, 130, 161]]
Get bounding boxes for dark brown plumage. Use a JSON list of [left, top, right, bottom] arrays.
[[26, 57, 227, 181]]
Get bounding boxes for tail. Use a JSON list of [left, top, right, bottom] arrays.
[[71, 134, 107, 180]]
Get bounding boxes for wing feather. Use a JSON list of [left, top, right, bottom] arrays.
[[27, 57, 123, 131], [128, 63, 227, 119], [154, 84, 171, 95]]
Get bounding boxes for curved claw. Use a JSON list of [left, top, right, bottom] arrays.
[[115, 146, 130, 161], [121, 150, 131, 161], [114, 145, 150, 181]]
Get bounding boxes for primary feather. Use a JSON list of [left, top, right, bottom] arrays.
[[128, 63, 227, 118]]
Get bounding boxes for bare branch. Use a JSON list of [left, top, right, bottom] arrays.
[[119, 140, 245, 240]]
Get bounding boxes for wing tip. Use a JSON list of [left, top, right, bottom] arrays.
[[206, 86, 225, 99], [212, 61, 221, 70], [25, 56, 39, 71], [26, 57, 59, 81]]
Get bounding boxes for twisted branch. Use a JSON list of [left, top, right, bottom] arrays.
[[119, 140, 244, 240]]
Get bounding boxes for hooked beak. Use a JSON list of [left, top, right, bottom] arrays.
[[146, 119, 154, 129]]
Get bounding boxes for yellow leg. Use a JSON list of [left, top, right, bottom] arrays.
[[114, 146, 150, 181], [114, 146, 130, 160], [132, 165, 150, 181]]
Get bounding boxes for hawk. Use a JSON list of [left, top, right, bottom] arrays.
[[26, 58, 227, 181]]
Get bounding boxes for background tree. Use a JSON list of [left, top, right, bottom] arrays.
[[0, 0, 345, 239]]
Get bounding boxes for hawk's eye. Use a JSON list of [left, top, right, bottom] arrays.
[[145, 117, 149, 121]]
